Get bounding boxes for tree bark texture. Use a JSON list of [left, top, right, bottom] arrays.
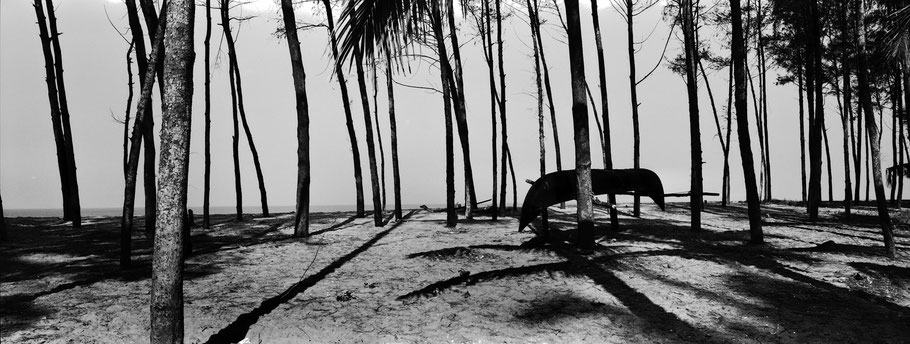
[[279, 0, 311, 237]]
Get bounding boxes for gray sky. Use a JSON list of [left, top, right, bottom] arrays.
[[0, 0, 887, 211]]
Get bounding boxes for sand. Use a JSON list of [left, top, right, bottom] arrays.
[[2, 202, 909, 343]]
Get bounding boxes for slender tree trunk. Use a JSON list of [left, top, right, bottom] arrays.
[[854, 0, 895, 258], [280, 0, 311, 237], [0, 192, 6, 241], [866, 129, 871, 201], [445, 0, 478, 219], [529, 2, 548, 231], [624, 0, 642, 217], [799, 64, 808, 203], [837, 57, 852, 218], [481, 0, 498, 220], [119, 3, 167, 269], [44, 0, 81, 227], [564, 0, 595, 248], [371, 61, 387, 212], [496, 0, 510, 214], [135, 0, 161, 236], [892, 78, 900, 203], [322, 0, 365, 217], [823, 126, 834, 202], [681, 0, 702, 230], [150, 0, 193, 340], [123, 42, 135, 177], [530, 0, 563, 176], [746, 65, 766, 200], [34, 0, 77, 227], [385, 48, 403, 221], [701, 59, 726, 204], [731, 0, 763, 243], [429, 2, 458, 226], [354, 48, 384, 227], [220, 3, 268, 217], [221, 0, 242, 221], [228, 49, 269, 218], [589, 0, 618, 228], [807, 0, 824, 220], [723, 60, 733, 206], [203, 0, 212, 229], [757, 0, 771, 201]]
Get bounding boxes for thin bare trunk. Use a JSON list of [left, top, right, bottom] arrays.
[[731, 0, 763, 243], [123, 42, 135, 177], [371, 61, 387, 211], [445, 0, 477, 219], [799, 64, 808, 203], [280, 0, 311, 237], [854, 0, 894, 257], [529, 2, 548, 231], [203, 0, 212, 229], [322, 0, 365, 217], [681, 0, 702, 230], [496, 0, 510, 214], [590, 0, 617, 227], [354, 48, 384, 227], [823, 126, 833, 202], [565, 0, 594, 248], [385, 48, 403, 221], [481, 0, 498, 220], [624, 0, 642, 217]]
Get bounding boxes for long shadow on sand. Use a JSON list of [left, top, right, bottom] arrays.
[[398, 207, 910, 342], [204, 210, 418, 344]]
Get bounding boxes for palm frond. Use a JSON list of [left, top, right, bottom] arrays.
[[337, 0, 433, 65], [880, 4, 910, 66]]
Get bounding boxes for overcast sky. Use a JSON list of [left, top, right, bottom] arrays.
[[2, 0, 894, 212]]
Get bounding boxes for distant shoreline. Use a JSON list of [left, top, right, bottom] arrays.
[[4, 204, 445, 218]]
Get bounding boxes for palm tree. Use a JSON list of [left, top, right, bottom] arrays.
[[150, 0, 194, 340], [279, 0, 312, 237], [385, 47, 403, 221], [354, 47, 385, 227], [445, 0, 479, 219]]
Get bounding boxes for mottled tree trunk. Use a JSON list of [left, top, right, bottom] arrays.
[[280, 0, 311, 237], [564, 0, 594, 248], [150, 0, 193, 341], [496, 0, 511, 214]]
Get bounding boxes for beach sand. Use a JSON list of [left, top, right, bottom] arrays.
[[2, 202, 909, 343]]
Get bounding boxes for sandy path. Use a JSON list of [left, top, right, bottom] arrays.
[[2, 203, 909, 343]]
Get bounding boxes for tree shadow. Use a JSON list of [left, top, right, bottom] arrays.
[[203, 210, 417, 344]]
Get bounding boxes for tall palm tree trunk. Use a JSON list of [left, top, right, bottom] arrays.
[[445, 0, 478, 219], [149, 0, 193, 340], [854, 0, 895, 258], [385, 48, 403, 221], [322, 0, 365, 217], [354, 48, 385, 227], [372, 62, 387, 211], [280, 0, 311, 237], [731, 0, 763, 243], [428, 1, 458, 226]]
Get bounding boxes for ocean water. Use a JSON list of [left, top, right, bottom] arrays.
[[4, 204, 443, 218]]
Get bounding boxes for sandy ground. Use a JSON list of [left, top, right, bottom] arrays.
[[2, 202, 909, 343]]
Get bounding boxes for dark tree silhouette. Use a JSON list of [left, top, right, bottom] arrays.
[[680, 0, 703, 230], [385, 47, 403, 221], [354, 47, 385, 227], [322, 0, 366, 217], [280, 0, 312, 237], [731, 0, 763, 243], [445, 0, 479, 219], [203, 0, 213, 229], [565, 0, 595, 248], [33, 0, 81, 228]]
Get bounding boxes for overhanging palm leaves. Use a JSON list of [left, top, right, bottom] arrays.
[[337, 0, 430, 63]]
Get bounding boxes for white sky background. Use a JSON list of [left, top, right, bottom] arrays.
[[1, 0, 899, 210]]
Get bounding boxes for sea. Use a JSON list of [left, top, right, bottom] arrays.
[[4, 204, 443, 218]]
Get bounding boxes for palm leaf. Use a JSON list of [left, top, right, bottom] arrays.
[[880, 4, 910, 66], [337, 0, 434, 64]]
